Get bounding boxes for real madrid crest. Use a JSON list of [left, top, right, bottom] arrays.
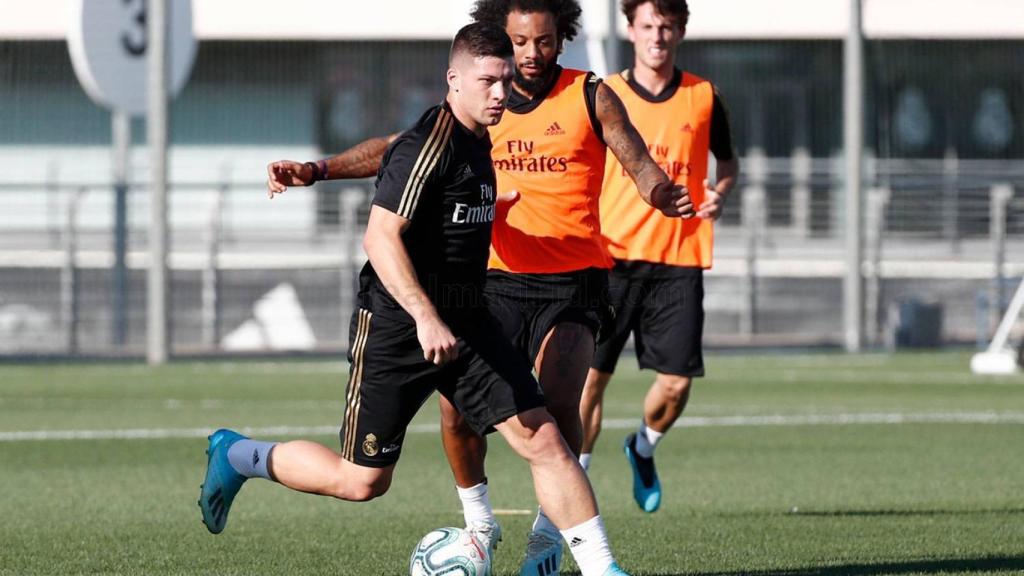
[[362, 433, 379, 457]]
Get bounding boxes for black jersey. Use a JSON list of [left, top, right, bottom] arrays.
[[359, 102, 498, 324]]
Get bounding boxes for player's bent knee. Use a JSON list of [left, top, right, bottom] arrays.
[[529, 423, 573, 463], [440, 413, 474, 438], [439, 402, 471, 435], [516, 416, 569, 462], [657, 374, 692, 403], [332, 462, 394, 501], [343, 474, 392, 501], [511, 406, 556, 433]]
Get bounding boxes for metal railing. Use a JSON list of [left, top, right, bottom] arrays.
[[0, 154, 1022, 356]]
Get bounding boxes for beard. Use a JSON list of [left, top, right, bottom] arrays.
[[514, 59, 557, 95]]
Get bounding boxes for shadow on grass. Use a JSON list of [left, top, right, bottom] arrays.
[[717, 507, 1024, 519], [787, 507, 1024, 518], [641, 554, 1024, 576]]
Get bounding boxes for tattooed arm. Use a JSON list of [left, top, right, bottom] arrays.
[[594, 83, 693, 217], [266, 133, 399, 199]]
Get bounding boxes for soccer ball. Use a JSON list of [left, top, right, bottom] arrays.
[[409, 527, 491, 576]]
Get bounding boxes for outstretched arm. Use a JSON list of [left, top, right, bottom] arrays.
[[266, 133, 400, 199], [324, 134, 400, 179], [595, 83, 693, 217]]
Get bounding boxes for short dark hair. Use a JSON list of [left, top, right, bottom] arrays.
[[450, 21, 515, 63], [471, 0, 583, 43], [621, 0, 689, 27]]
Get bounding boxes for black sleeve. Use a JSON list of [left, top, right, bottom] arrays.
[[583, 73, 606, 146], [710, 88, 736, 162], [373, 121, 451, 220]]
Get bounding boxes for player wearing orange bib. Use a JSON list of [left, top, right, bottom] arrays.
[[445, 2, 693, 574], [579, 0, 739, 514]]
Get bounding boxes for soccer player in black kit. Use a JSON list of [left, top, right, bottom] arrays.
[[199, 22, 632, 576]]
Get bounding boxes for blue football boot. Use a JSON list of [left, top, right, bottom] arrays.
[[519, 528, 563, 576], [623, 433, 661, 513], [199, 428, 248, 534], [602, 564, 631, 576]]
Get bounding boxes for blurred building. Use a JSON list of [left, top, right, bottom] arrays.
[[0, 0, 1022, 355]]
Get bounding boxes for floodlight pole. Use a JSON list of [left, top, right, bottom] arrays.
[[843, 0, 864, 352], [147, 0, 170, 365]]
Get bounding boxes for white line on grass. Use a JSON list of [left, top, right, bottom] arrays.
[[1, 412, 1022, 442]]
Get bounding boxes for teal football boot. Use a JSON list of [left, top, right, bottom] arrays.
[[199, 428, 248, 534], [623, 433, 661, 513]]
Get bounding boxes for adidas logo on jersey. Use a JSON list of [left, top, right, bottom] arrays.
[[682, 123, 694, 133], [544, 122, 565, 136]]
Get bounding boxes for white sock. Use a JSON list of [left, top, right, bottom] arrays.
[[226, 439, 277, 480], [532, 507, 558, 535], [634, 423, 664, 459], [560, 515, 615, 576], [579, 453, 592, 472], [456, 482, 495, 527]]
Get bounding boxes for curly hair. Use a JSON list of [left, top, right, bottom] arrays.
[[621, 0, 689, 27], [471, 0, 583, 43]]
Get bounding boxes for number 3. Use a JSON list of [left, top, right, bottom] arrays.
[[121, 0, 148, 57]]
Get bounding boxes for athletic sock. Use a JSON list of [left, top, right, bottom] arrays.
[[226, 439, 277, 480], [456, 481, 495, 527], [561, 515, 615, 576], [635, 423, 664, 459], [579, 453, 592, 472], [532, 506, 559, 535]]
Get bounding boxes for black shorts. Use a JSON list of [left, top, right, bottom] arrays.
[[340, 308, 546, 468], [592, 262, 705, 377], [484, 268, 611, 364]]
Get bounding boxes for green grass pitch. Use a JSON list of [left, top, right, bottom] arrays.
[[1, 351, 1023, 575]]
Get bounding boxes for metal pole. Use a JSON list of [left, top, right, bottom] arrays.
[[47, 162, 60, 248], [791, 148, 811, 238], [843, 0, 864, 352], [942, 148, 960, 252], [740, 184, 765, 340], [865, 187, 889, 346], [606, 0, 621, 75], [112, 111, 131, 347], [990, 184, 1013, 333], [62, 188, 85, 354], [147, 0, 169, 365], [201, 185, 224, 349]]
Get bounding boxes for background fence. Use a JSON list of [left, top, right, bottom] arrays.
[[1, 25, 1023, 357]]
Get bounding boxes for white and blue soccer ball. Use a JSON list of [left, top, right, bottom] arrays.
[[409, 527, 491, 576]]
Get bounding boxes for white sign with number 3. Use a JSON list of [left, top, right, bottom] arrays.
[[68, 0, 197, 116]]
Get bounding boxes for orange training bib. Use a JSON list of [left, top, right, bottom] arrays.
[[488, 68, 612, 273], [600, 71, 714, 268]]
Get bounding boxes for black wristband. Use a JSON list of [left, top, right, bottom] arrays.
[[304, 161, 322, 184]]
